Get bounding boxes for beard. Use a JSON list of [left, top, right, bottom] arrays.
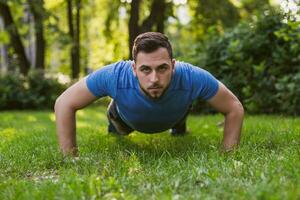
[[141, 87, 163, 99], [140, 83, 168, 99], [138, 73, 173, 100]]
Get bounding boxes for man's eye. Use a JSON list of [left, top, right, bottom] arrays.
[[158, 66, 167, 72], [141, 68, 151, 73]]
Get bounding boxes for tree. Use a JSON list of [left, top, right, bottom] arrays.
[[189, 0, 240, 40], [0, 16, 9, 73], [128, 0, 140, 59], [102, 0, 170, 59], [67, 0, 81, 79], [28, 0, 46, 71], [189, 0, 272, 38], [128, 0, 168, 59], [0, 2, 30, 75]]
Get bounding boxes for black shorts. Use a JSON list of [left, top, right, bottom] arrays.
[[107, 100, 190, 135]]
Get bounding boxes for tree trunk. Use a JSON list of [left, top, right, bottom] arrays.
[[140, 0, 166, 33], [74, 0, 80, 79], [0, 2, 30, 75], [0, 16, 9, 74], [128, 0, 167, 60], [128, 0, 141, 59], [28, 0, 45, 71], [24, 3, 35, 68], [156, 1, 166, 33], [67, 0, 75, 78], [0, 44, 9, 74], [67, 0, 81, 79]]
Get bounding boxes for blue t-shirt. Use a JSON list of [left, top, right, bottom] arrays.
[[86, 61, 219, 133]]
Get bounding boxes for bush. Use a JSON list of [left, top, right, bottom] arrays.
[[195, 12, 300, 115], [0, 71, 68, 110]]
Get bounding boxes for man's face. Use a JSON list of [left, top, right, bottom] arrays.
[[132, 47, 175, 99]]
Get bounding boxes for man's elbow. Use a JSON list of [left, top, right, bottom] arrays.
[[234, 100, 244, 117], [54, 95, 63, 114], [54, 94, 72, 113], [224, 99, 244, 118], [54, 94, 80, 114]]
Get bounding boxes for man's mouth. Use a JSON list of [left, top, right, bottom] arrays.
[[148, 84, 163, 90], [148, 87, 162, 90]]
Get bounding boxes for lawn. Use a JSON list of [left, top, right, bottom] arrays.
[[0, 105, 300, 199]]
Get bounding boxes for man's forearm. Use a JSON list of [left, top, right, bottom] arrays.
[[55, 105, 78, 156], [223, 108, 244, 151]]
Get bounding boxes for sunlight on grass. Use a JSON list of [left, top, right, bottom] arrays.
[[26, 115, 37, 122], [49, 113, 55, 122], [0, 114, 14, 123], [77, 121, 94, 128], [76, 109, 107, 123], [0, 107, 300, 199], [77, 110, 86, 117], [0, 128, 17, 141]]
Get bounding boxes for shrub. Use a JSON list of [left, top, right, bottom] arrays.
[[195, 12, 300, 115], [0, 71, 68, 110], [0, 72, 26, 109]]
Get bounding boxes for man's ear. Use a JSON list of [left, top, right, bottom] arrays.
[[172, 59, 176, 73], [132, 62, 137, 76]]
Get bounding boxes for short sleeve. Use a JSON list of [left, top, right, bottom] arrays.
[[190, 65, 219, 101], [86, 63, 117, 98]]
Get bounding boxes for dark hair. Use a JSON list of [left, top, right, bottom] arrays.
[[132, 32, 173, 61]]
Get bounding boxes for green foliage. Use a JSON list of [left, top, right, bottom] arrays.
[[0, 107, 300, 199], [197, 12, 300, 115], [275, 73, 300, 114], [191, 0, 240, 28], [0, 71, 67, 110], [0, 29, 10, 44], [0, 71, 26, 109]]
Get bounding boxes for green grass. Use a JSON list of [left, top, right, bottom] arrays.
[[0, 105, 300, 200]]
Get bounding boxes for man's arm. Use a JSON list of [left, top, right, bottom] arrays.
[[207, 82, 244, 151], [54, 78, 97, 156]]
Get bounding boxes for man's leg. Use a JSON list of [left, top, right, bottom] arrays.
[[107, 100, 134, 135]]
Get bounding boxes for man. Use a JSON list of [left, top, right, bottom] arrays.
[[55, 32, 244, 156]]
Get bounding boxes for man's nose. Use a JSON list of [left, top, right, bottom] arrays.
[[149, 71, 159, 82]]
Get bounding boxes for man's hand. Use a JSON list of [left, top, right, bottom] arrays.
[[208, 82, 244, 151], [54, 78, 97, 156]]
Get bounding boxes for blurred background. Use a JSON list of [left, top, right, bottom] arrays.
[[0, 0, 299, 115]]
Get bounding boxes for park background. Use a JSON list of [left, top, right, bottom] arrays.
[[0, 0, 300, 199], [0, 0, 299, 114]]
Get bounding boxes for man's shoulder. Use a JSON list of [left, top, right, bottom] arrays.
[[85, 60, 134, 98], [91, 60, 133, 79], [109, 60, 136, 89], [175, 61, 213, 81], [174, 61, 199, 79], [102, 60, 132, 73], [173, 61, 215, 86], [175, 61, 204, 72], [114, 60, 132, 69]]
